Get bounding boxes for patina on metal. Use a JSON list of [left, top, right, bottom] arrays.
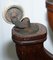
[[4, 5, 39, 33], [5, 5, 23, 24]]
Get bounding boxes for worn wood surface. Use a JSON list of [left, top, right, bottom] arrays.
[[12, 23, 53, 60]]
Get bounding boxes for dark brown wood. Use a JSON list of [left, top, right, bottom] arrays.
[[46, 0, 53, 31], [12, 23, 53, 60]]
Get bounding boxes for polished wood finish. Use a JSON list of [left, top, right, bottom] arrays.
[[12, 23, 53, 60], [46, 0, 53, 31]]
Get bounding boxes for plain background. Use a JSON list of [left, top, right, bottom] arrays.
[[0, 0, 53, 60]]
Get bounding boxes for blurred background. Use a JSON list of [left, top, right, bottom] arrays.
[[0, 0, 53, 60]]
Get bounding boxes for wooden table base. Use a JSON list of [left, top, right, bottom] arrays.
[[46, 0, 53, 31]]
